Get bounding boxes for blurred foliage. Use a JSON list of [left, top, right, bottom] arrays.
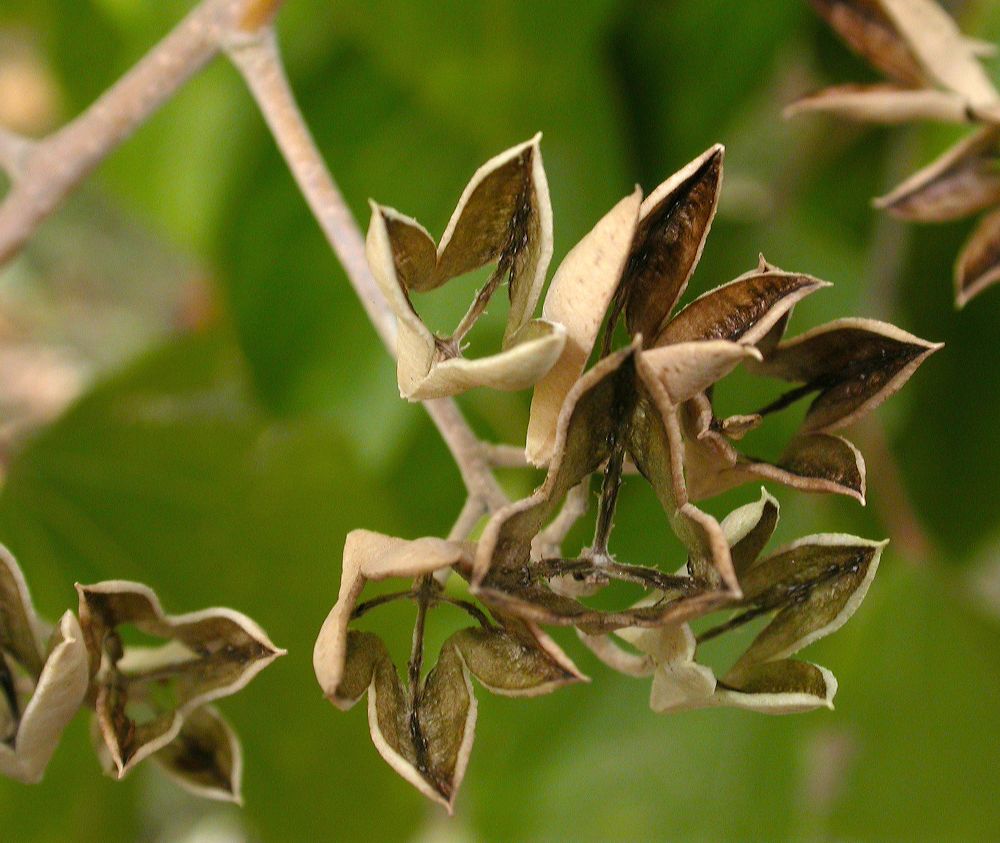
[[0, 0, 999, 840]]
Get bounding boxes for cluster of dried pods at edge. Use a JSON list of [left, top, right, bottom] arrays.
[[312, 136, 941, 811], [788, 0, 1000, 307], [0, 545, 283, 802]]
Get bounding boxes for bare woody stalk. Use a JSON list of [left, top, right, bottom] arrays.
[[0, 0, 507, 525], [0, 0, 266, 265], [223, 27, 507, 514]]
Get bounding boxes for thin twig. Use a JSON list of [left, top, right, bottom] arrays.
[[448, 496, 486, 542], [350, 588, 416, 620], [426, 398, 508, 511], [532, 481, 590, 559], [482, 443, 531, 469], [602, 561, 698, 594], [0, 0, 282, 266], [406, 575, 434, 778], [536, 556, 697, 594], [0, 128, 34, 181], [435, 595, 494, 629], [408, 577, 433, 698], [696, 605, 769, 644], [448, 263, 505, 347], [752, 381, 816, 417], [0, 0, 507, 518], [592, 441, 625, 557], [224, 28, 392, 349], [225, 27, 508, 512]]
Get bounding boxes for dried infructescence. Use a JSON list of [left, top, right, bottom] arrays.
[[313, 531, 582, 811], [313, 137, 940, 810], [367, 134, 566, 399], [581, 489, 887, 714], [0, 546, 283, 803], [788, 0, 1000, 306]]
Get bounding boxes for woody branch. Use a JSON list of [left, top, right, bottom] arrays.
[[0, 0, 506, 523]]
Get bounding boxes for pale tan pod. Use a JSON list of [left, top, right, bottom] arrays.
[[526, 188, 642, 466], [784, 84, 969, 124], [955, 206, 1000, 307], [879, 0, 1000, 108]]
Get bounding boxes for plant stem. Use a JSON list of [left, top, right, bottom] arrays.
[[482, 443, 531, 469], [603, 561, 697, 593], [436, 596, 494, 629], [350, 589, 416, 620], [752, 382, 816, 417], [225, 28, 392, 349], [696, 605, 769, 644], [447, 263, 505, 348], [448, 496, 486, 542], [0, 0, 282, 267], [0, 0, 508, 519], [226, 27, 508, 512], [408, 577, 433, 702], [0, 128, 33, 180], [591, 442, 625, 558]]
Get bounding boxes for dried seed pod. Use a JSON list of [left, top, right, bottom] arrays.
[[653, 265, 829, 347], [879, 0, 999, 108], [477, 343, 741, 633], [800, 0, 999, 113], [749, 317, 943, 433], [809, 0, 927, 87], [956, 205, 1000, 306], [92, 704, 246, 804], [876, 127, 1000, 222], [313, 529, 583, 811], [585, 490, 887, 714], [0, 546, 88, 784], [794, 0, 1000, 307], [77, 581, 283, 781], [526, 189, 642, 465], [366, 136, 566, 400], [620, 145, 725, 341], [525, 143, 936, 502], [682, 394, 869, 503]]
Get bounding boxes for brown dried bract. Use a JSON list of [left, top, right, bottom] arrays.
[[476, 342, 740, 633], [810, 0, 927, 87], [793, 0, 1000, 306], [678, 299, 939, 503], [792, 0, 999, 123], [327, 132, 940, 808], [528, 147, 830, 469], [0, 545, 89, 784], [956, 205, 1000, 307], [876, 127, 1000, 222], [366, 135, 566, 399], [585, 489, 887, 713], [527, 145, 936, 501], [313, 529, 583, 811], [874, 124, 1000, 304], [76, 580, 283, 794]]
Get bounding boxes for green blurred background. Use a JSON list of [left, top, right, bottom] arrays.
[[0, 1, 999, 840]]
